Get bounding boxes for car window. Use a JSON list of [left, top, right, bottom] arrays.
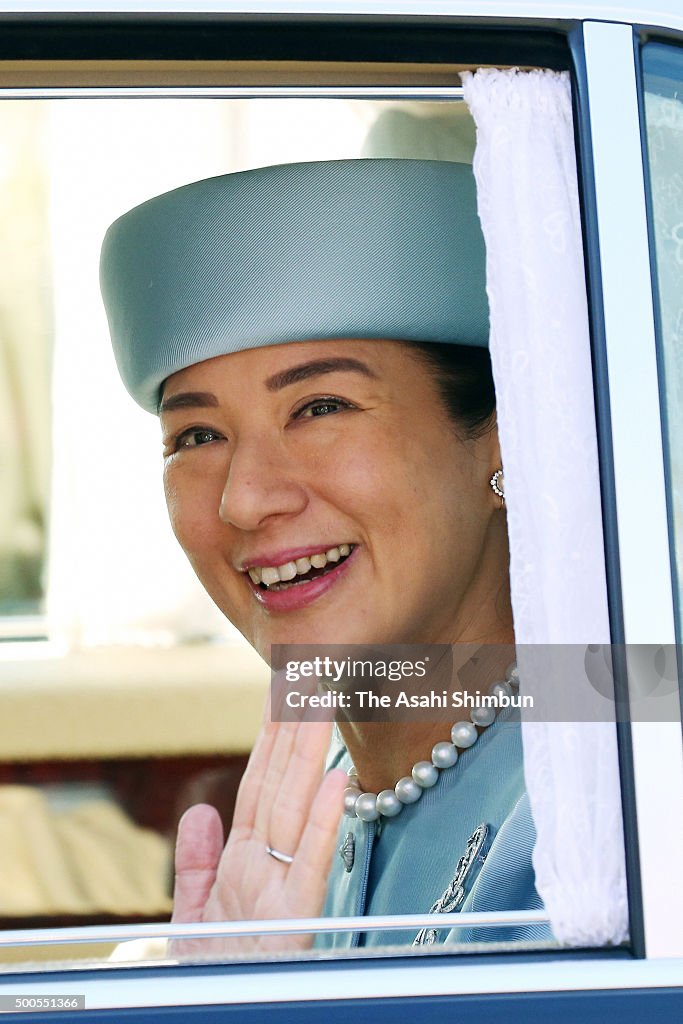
[[1, 90, 522, 973], [642, 40, 683, 656], [0, 18, 633, 985]]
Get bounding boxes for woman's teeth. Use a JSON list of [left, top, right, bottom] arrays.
[[247, 544, 352, 589]]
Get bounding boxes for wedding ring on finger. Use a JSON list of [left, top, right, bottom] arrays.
[[266, 844, 294, 865]]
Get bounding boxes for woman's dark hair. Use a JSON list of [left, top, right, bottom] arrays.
[[403, 340, 496, 440]]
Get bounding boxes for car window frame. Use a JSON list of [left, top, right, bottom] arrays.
[[0, 5, 681, 1016]]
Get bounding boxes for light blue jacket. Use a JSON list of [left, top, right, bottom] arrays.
[[319, 714, 553, 949]]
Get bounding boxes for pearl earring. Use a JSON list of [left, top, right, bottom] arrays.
[[490, 469, 505, 508]]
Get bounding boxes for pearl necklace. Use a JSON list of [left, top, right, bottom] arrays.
[[343, 662, 520, 822]]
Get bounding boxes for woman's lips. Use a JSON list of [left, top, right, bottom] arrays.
[[247, 546, 357, 613]]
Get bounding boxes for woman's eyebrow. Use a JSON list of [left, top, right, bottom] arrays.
[[159, 391, 219, 414], [265, 357, 378, 392]]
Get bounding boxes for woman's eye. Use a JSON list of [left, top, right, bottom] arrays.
[[173, 428, 223, 450], [295, 397, 352, 419]]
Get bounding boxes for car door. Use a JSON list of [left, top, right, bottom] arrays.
[[0, 3, 681, 1021]]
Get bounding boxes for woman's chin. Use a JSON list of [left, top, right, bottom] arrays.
[[249, 615, 380, 659]]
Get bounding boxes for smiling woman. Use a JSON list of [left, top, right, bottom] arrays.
[[160, 339, 507, 654], [100, 157, 548, 956]]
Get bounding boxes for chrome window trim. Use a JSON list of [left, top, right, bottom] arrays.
[[583, 18, 683, 960], [0, 912, 551, 949]]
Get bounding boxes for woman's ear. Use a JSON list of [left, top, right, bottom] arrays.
[[488, 418, 502, 471]]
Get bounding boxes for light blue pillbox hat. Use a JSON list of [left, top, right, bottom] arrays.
[[100, 158, 489, 414]]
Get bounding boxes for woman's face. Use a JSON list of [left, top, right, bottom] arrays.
[[160, 339, 509, 661]]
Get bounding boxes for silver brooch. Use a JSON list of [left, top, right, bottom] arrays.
[[413, 823, 490, 946], [339, 832, 355, 872]]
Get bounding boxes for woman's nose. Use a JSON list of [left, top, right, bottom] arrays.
[[218, 439, 308, 531]]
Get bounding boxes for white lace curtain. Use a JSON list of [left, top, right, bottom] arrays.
[[462, 69, 628, 945]]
